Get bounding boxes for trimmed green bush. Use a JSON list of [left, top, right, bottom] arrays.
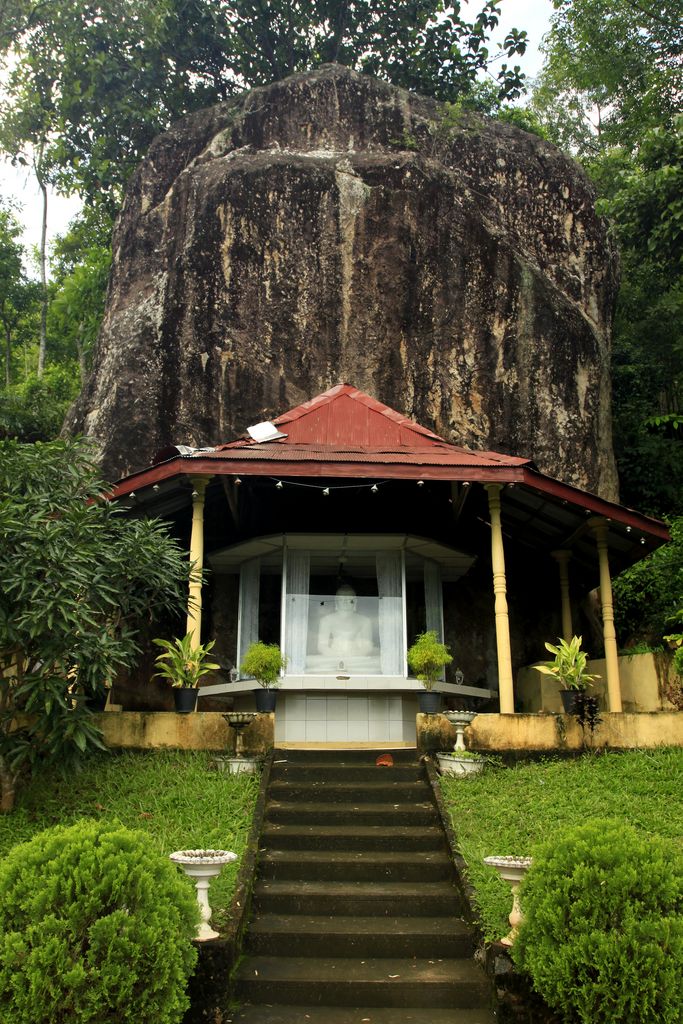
[[0, 819, 199, 1023], [513, 819, 683, 1024]]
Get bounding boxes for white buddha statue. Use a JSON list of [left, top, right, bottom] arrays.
[[306, 584, 380, 674]]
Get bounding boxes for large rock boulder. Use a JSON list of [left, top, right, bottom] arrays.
[[67, 65, 619, 497]]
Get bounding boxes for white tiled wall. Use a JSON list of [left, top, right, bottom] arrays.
[[276, 694, 416, 743]]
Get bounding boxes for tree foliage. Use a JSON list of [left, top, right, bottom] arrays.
[[0, 438, 190, 811], [0, 364, 80, 442], [613, 517, 683, 645], [0, 0, 527, 209], [532, 0, 683, 155], [596, 118, 683, 516], [0, 201, 40, 388]]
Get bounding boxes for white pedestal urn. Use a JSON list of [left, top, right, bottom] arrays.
[[483, 855, 533, 946], [219, 712, 261, 774], [437, 710, 483, 775], [169, 849, 237, 941], [443, 709, 478, 751]]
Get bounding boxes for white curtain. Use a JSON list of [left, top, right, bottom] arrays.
[[238, 558, 260, 676], [376, 551, 403, 675], [424, 560, 445, 680], [285, 550, 310, 674]]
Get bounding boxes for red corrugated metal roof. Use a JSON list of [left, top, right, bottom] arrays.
[[211, 383, 528, 467], [203, 442, 529, 468], [270, 385, 445, 446]]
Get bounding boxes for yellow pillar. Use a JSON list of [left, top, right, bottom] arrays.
[[588, 517, 623, 712], [485, 484, 515, 714], [186, 476, 212, 646], [551, 550, 573, 641]]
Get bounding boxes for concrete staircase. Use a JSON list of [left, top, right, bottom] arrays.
[[230, 748, 497, 1024]]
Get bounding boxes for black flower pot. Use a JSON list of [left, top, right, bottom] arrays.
[[418, 691, 442, 714], [254, 689, 277, 713], [560, 688, 585, 714], [173, 688, 198, 713]]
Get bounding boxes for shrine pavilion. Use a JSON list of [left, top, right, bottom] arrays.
[[111, 384, 669, 745]]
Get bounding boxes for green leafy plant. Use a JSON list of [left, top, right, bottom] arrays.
[[663, 627, 683, 708], [0, 438, 190, 812], [407, 631, 453, 690], [240, 642, 286, 689], [514, 819, 683, 1024], [0, 819, 199, 1023], [441, 749, 483, 761], [536, 635, 599, 691], [153, 632, 220, 689]]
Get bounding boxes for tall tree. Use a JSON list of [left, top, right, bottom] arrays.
[[529, 1, 683, 518], [531, 0, 682, 156], [0, 203, 34, 387], [595, 118, 683, 515], [0, 1, 527, 211]]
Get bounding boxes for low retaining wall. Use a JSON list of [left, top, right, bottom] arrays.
[[417, 711, 683, 753], [94, 711, 275, 756], [98, 709, 681, 755]]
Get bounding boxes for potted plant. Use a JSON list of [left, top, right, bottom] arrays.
[[153, 632, 220, 713], [240, 641, 287, 712], [407, 630, 453, 714], [536, 635, 599, 714]]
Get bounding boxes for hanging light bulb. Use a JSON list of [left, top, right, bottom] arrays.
[[370, 484, 378, 494], [275, 480, 283, 489], [234, 477, 242, 486], [416, 480, 424, 487], [322, 487, 330, 496]]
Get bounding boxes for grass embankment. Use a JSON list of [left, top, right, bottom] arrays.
[[0, 749, 258, 931], [441, 748, 683, 942]]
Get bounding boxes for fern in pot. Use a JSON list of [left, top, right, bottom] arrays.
[[407, 631, 452, 714], [240, 642, 287, 712]]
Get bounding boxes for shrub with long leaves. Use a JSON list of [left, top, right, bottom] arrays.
[[514, 819, 683, 1024], [0, 438, 190, 810]]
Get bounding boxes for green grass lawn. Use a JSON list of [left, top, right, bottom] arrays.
[[441, 748, 683, 942], [0, 749, 258, 932]]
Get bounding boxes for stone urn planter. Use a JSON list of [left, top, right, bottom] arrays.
[[443, 709, 477, 751], [437, 710, 483, 775], [483, 855, 533, 946], [169, 849, 237, 940], [219, 712, 261, 774], [436, 751, 485, 777]]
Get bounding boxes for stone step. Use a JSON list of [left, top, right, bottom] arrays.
[[258, 849, 453, 882], [265, 801, 440, 826], [233, 956, 492, 1009], [261, 823, 446, 851], [252, 880, 463, 917], [267, 780, 428, 803], [275, 748, 419, 764], [228, 1006, 497, 1024], [270, 763, 423, 783], [246, 914, 475, 958]]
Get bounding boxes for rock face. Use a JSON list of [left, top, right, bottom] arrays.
[[67, 65, 619, 497]]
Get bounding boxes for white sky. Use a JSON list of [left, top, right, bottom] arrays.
[[0, 0, 553, 272]]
